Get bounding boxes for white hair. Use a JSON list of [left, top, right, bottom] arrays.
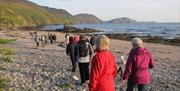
[[131, 37, 143, 47]]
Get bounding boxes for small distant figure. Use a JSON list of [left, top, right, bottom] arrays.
[[65, 33, 69, 39], [64, 33, 70, 47], [34, 32, 40, 48], [52, 34, 57, 44], [44, 34, 48, 45], [47, 33, 50, 44], [89, 35, 117, 91], [75, 35, 93, 85], [41, 34, 46, 47], [66, 36, 77, 72], [49, 34, 53, 44], [122, 37, 156, 91]]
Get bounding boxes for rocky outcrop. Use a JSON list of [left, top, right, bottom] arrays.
[[106, 17, 137, 23], [62, 25, 103, 33]]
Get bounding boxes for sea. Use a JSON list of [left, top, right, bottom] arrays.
[[44, 23, 180, 39]]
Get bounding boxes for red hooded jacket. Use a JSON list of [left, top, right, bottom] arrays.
[[89, 50, 117, 91], [123, 47, 156, 84]]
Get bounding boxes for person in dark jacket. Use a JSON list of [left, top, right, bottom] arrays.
[[66, 36, 77, 72], [90, 35, 96, 51], [75, 35, 93, 85], [52, 34, 56, 44], [49, 34, 53, 44], [122, 37, 156, 91]]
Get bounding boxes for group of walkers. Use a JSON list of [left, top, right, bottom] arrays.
[[34, 32, 57, 48], [65, 33, 156, 91]]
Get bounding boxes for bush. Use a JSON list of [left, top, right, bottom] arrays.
[[0, 48, 15, 63], [0, 38, 15, 44], [0, 78, 9, 91]]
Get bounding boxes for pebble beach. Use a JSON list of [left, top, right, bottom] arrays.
[[0, 30, 180, 91]]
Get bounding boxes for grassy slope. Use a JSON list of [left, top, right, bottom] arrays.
[[0, 3, 71, 29], [73, 14, 103, 24]]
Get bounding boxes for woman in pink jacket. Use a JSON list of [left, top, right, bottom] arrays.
[[89, 35, 117, 91], [123, 37, 156, 91]]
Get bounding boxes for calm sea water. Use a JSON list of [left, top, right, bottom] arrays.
[[72, 23, 180, 39], [44, 23, 180, 39]]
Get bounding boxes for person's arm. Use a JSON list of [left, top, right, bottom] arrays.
[[122, 54, 133, 80], [89, 56, 101, 91], [149, 53, 156, 69], [112, 55, 117, 79], [88, 43, 93, 56]]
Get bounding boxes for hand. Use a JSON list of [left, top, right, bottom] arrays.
[[122, 60, 126, 64], [120, 56, 126, 64], [120, 56, 124, 60], [122, 80, 127, 87]]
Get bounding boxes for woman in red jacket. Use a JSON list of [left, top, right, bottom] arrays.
[[122, 37, 156, 91], [89, 35, 117, 91]]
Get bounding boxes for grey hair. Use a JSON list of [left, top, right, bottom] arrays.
[[131, 37, 143, 47]]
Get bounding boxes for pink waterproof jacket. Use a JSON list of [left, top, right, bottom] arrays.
[[89, 50, 117, 91], [123, 47, 156, 84]]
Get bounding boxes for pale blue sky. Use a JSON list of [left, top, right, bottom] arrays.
[[28, 0, 180, 22]]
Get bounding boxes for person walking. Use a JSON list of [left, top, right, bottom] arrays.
[[122, 37, 156, 91], [41, 34, 46, 47], [90, 35, 96, 51], [76, 35, 93, 85], [64, 33, 70, 47], [34, 32, 40, 48], [49, 34, 53, 44], [89, 35, 117, 91], [66, 36, 77, 72], [52, 34, 56, 44]]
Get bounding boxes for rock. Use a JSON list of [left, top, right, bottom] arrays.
[[72, 75, 79, 81]]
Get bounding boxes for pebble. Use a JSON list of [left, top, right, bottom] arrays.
[[0, 34, 180, 91]]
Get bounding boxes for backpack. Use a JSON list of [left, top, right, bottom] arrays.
[[78, 41, 90, 57]]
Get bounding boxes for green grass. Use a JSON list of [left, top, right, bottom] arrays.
[[0, 66, 7, 71], [0, 3, 71, 29], [0, 47, 15, 63], [0, 38, 15, 44], [0, 78, 9, 91], [61, 83, 73, 89]]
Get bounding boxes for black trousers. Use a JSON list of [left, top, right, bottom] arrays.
[[78, 62, 90, 84], [70, 56, 76, 72], [126, 80, 149, 91], [35, 41, 39, 47]]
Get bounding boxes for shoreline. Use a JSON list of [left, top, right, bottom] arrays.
[[2, 26, 180, 46]]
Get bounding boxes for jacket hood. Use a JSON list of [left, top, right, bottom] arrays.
[[134, 47, 148, 55]]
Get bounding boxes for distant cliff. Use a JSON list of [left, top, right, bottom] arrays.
[[106, 17, 137, 23], [73, 14, 103, 24]]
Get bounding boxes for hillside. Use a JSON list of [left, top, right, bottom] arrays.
[[42, 6, 73, 24], [73, 14, 103, 24], [106, 17, 137, 23], [0, 0, 73, 30], [0, 0, 104, 30]]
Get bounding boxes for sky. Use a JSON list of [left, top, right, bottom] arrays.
[[28, 0, 180, 22]]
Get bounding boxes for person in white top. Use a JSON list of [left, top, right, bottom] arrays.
[[75, 35, 93, 85]]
